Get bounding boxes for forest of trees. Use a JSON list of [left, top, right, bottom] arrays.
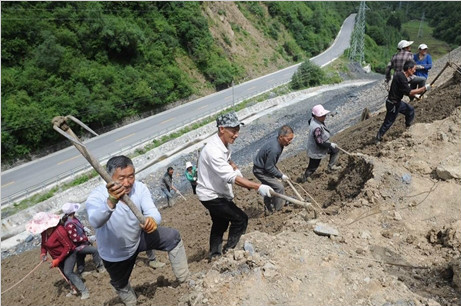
[[1, 1, 459, 164]]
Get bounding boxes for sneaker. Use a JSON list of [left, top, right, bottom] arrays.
[[149, 259, 166, 269], [81, 290, 90, 300], [66, 289, 78, 297], [328, 165, 342, 171]]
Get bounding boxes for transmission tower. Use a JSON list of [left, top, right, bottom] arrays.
[[349, 1, 367, 65], [417, 11, 425, 38]]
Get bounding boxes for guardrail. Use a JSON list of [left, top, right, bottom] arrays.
[[1, 80, 290, 208]]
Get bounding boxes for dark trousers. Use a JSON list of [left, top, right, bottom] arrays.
[[253, 167, 285, 212], [102, 227, 181, 290], [76, 244, 103, 273], [303, 147, 339, 179], [200, 198, 248, 257], [59, 250, 87, 292], [190, 182, 197, 194], [377, 100, 415, 137]]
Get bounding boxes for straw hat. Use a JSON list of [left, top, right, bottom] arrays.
[[61, 202, 81, 215], [26, 212, 61, 234]]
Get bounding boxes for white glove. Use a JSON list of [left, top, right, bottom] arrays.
[[235, 169, 243, 177], [258, 184, 274, 197], [330, 143, 337, 149], [84, 227, 92, 235], [88, 235, 96, 243], [425, 84, 431, 91], [193, 177, 197, 181], [281, 174, 289, 182]]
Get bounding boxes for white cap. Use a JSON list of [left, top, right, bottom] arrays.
[[418, 43, 428, 50], [397, 40, 414, 49], [185, 161, 193, 169], [61, 202, 81, 215], [312, 104, 330, 117]]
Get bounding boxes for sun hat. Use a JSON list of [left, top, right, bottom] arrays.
[[61, 202, 81, 215], [26, 212, 61, 234], [397, 40, 414, 49], [418, 43, 428, 50], [185, 161, 193, 169], [216, 112, 244, 128], [312, 104, 330, 117]]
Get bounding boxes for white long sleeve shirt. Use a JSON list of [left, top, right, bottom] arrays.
[[86, 181, 161, 262], [196, 134, 238, 201]]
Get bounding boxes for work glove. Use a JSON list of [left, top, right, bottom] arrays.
[[258, 184, 274, 198], [330, 143, 338, 149], [141, 216, 157, 234], [106, 181, 125, 201], [281, 174, 289, 182], [51, 258, 60, 268], [425, 84, 431, 91], [84, 226, 92, 235], [193, 177, 197, 181], [235, 169, 243, 177], [40, 253, 47, 262]]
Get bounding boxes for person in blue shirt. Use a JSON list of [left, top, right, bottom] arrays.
[[414, 44, 432, 79], [86, 155, 189, 306]]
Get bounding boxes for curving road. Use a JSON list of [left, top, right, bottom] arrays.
[[1, 14, 356, 205]]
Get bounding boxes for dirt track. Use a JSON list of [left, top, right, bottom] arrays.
[[1, 54, 460, 306]]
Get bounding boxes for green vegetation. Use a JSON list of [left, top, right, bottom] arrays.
[[402, 21, 451, 60], [1, 2, 459, 165]]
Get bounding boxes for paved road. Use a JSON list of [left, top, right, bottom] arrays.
[[1, 14, 356, 205]]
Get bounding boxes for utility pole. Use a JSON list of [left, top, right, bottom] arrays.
[[417, 11, 425, 38], [349, 1, 367, 66], [232, 80, 235, 109]]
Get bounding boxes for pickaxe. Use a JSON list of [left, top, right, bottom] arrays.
[[52, 115, 146, 224]]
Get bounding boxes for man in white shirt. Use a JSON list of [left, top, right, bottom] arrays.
[[196, 112, 274, 260]]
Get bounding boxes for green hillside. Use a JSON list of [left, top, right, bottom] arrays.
[[1, 1, 459, 164]]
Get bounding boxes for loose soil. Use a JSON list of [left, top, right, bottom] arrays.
[[2, 65, 460, 306]]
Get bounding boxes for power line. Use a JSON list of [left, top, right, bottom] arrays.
[[349, 1, 367, 66]]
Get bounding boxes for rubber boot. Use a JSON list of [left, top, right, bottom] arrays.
[[116, 283, 137, 306], [168, 239, 189, 283]]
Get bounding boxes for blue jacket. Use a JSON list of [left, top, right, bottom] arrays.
[[413, 53, 432, 79]]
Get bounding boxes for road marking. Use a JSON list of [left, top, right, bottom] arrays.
[[160, 118, 174, 125], [1, 181, 15, 188], [247, 86, 257, 91], [116, 133, 136, 142], [198, 105, 208, 110], [57, 155, 80, 165]]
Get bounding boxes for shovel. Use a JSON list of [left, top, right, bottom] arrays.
[[270, 190, 314, 212], [336, 145, 365, 158], [52, 115, 146, 224]]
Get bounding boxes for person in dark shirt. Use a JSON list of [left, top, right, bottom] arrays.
[[253, 125, 294, 214], [160, 167, 178, 207], [376, 60, 431, 143]]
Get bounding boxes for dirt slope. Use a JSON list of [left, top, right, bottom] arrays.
[[1, 70, 460, 306]]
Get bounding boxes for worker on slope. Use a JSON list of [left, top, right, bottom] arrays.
[[376, 60, 430, 143], [86, 155, 189, 306], [299, 104, 341, 184], [385, 40, 426, 96], [196, 111, 274, 261], [253, 125, 294, 215]]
